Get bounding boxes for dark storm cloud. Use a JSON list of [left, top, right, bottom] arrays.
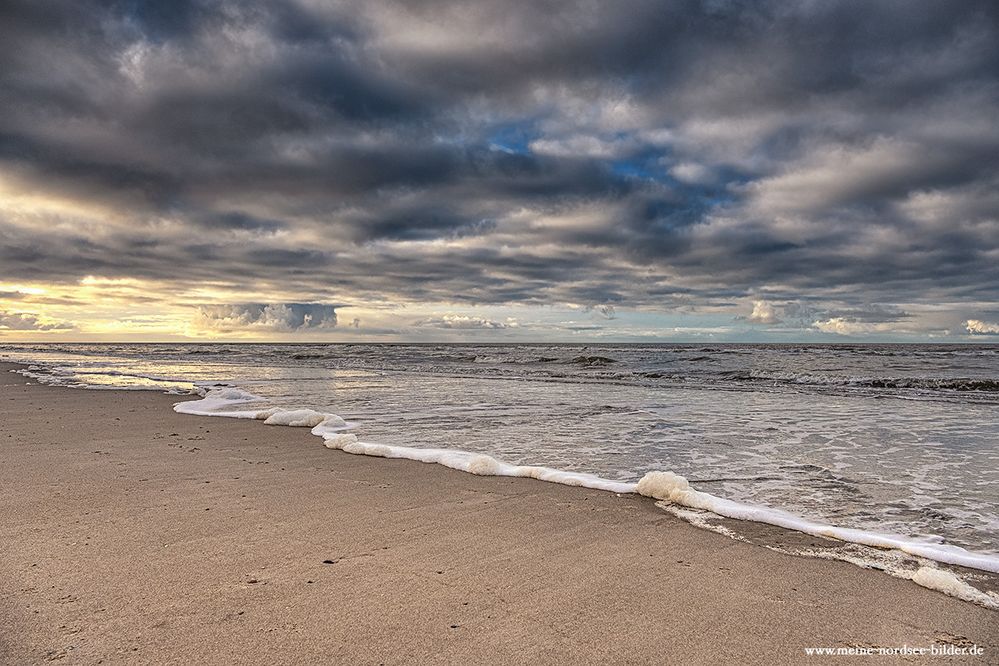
[[1, 0, 998, 319]]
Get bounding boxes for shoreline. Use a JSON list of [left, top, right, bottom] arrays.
[[174, 380, 999, 580], [14, 357, 999, 580], [13, 357, 999, 585], [1, 362, 996, 663]]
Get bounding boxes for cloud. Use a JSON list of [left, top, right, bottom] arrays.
[[0, 310, 74, 331], [669, 162, 714, 185], [820, 305, 911, 324], [596, 305, 616, 319], [965, 319, 999, 335], [193, 303, 337, 333], [578, 304, 617, 319], [813, 318, 865, 335], [748, 300, 781, 325], [812, 318, 898, 336], [414, 314, 516, 330], [0, 1, 997, 339], [529, 135, 634, 159]]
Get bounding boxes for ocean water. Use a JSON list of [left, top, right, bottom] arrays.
[[3, 342, 999, 573]]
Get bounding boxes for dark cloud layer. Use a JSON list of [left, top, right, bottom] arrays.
[[1, 0, 998, 326]]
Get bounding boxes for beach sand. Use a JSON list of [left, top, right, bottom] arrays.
[[1, 363, 996, 664]]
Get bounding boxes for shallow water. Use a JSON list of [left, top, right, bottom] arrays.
[[3, 342, 998, 559]]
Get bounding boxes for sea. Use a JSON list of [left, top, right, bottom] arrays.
[[3, 342, 998, 583]]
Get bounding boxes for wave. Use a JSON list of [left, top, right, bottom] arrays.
[[170, 386, 999, 587], [719, 371, 999, 392], [472, 355, 561, 365], [569, 355, 618, 366]]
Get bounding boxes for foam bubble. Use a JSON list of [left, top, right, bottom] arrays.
[[343, 440, 394, 457], [173, 387, 266, 418], [322, 433, 358, 449], [311, 415, 350, 438], [636, 471, 702, 506], [467, 454, 504, 476], [911, 566, 999, 609], [262, 409, 329, 428]]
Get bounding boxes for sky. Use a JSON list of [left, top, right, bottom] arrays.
[[1, 0, 998, 342]]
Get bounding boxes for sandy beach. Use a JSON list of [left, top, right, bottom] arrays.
[[1, 362, 996, 664]]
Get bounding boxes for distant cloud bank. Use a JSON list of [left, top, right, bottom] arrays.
[[194, 304, 337, 333], [966, 319, 999, 335]]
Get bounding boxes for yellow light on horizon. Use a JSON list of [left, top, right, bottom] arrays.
[[0, 283, 47, 296]]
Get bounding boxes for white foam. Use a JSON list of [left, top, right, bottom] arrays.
[[655, 504, 999, 610], [636, 471, 999, 574], [322, 433, 359, 449], [262, 409, 331, 428], [174, 390, 354, 444], [911, 566, 999, 610], [311, 436, 637, 493], [310, 415, 351, 438], [662, 504, 999, 607], [173, 387, 267, 418]]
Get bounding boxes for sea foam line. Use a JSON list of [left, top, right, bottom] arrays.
[[174, 387, 999, 580], [10, 365, 999, 603]]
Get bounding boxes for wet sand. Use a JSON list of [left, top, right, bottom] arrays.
[[1, 362, 995, 664]]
